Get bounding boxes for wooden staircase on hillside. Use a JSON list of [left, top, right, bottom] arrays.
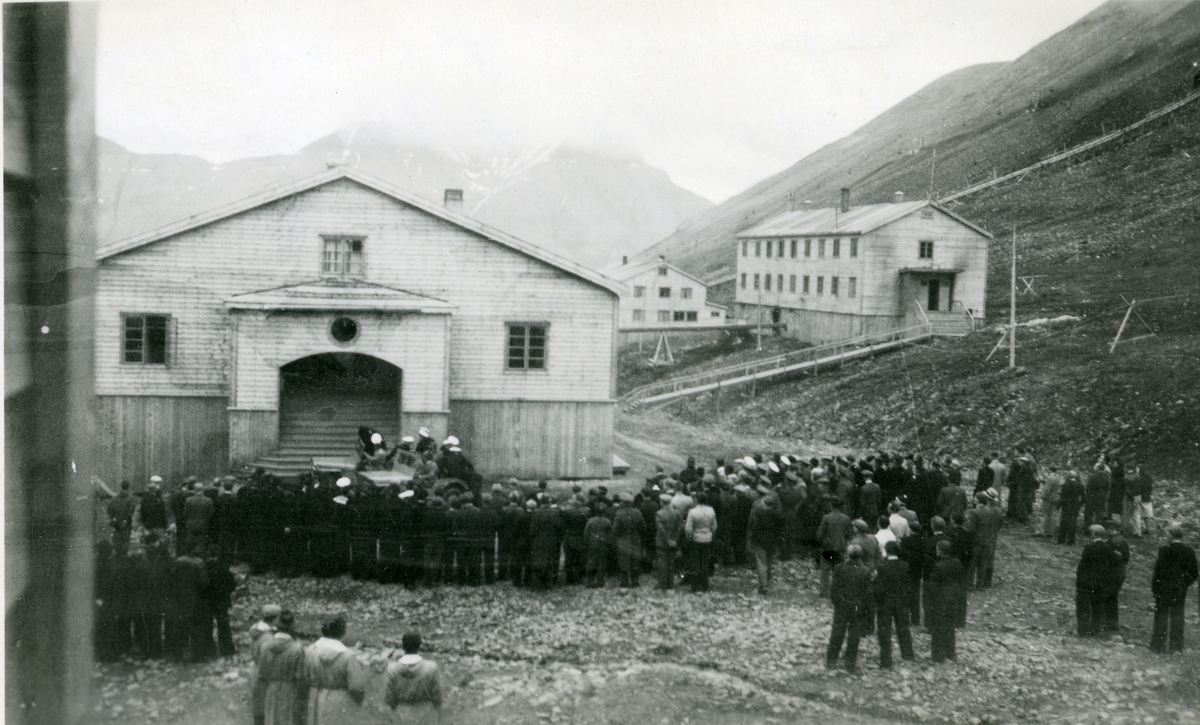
[[251, 393, 399, 477]]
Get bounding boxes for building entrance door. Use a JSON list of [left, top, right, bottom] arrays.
[[278, 353, 401, 459], [927, 279, 941, 312]]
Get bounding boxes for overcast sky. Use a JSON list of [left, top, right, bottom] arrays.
[[96, 0, 1109, 202]]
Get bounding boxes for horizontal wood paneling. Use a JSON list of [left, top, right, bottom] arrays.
[[95, 178, 616, 401], [449, 399, 614, 479], [95, 396, 228, 488], [735, 207, 988, 322], [232, 311, 449, 412], [228, 409, 278, 468]]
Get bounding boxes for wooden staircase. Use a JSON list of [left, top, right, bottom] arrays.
[[252, 393, 399, 477]]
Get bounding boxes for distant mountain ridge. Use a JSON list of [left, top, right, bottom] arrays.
[[631, 0, 1200, 281], [97, 125, 712, 270]]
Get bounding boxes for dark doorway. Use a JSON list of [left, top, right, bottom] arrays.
[[927, 279, 941, 312], [278, 353, 401, 455], [771, 307, 782, 324]]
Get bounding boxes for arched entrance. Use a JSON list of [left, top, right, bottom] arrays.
[[277, 353, 402, 457]]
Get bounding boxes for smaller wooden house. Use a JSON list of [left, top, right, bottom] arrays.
[[734, 190, 992, 343], [609, 257, 726, 329]]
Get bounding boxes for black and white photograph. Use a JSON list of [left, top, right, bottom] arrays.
[[5, 0, 1200, 723]]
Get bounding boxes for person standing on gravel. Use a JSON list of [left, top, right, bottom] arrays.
[[927, 539, 967, 663], [1084, 459, 1111, 528], [385, 631, 444, 725], [826, 544, 871, 673], [816, 497, 852, 598], [1129, 463, 1155, 538], [1076, 525, 1117, 637], [968, 491, 1003, 590], [875, 541, 915, 668], [684, 493, 718, 593], [1150, 525, 1199, 654], [1038, 466, 1064, 538], [1057, 468, 1085, 545], [612, 495, 646, 588]]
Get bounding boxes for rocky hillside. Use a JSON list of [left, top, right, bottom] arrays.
[[630, 0, 1200, 282], [638, 94, 1200, 477], [97, 125, 712, 270]]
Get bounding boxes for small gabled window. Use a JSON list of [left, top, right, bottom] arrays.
[[322, 236, 365, 277], [658, 266, 669, 277], [123, 314, 173, 365], [507, 323, 547, 370]]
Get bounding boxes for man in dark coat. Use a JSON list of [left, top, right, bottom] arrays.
[[109, 481, 138, 557], [1150, 525, 1199, 653], [975, 456, 995, 495], [967, 491, 1003, 589], [1076, 525, 1118, 637], [899, 525, 926, 625], [585, 503, 613, 587], [422, 497, 450, 586], [1084, 463, 1111, 528], [926, 539, 967, 662], [612, 496, 646, 588], [816, 497, 852, 598], [131, 533, 169, 659], [1007, 449, 1038, 523], [1058, 469, 1085, 545], [455, 497, 488, 586], [201, 556, 238, 658], [748, 493, 784, 595], [654, 495, 683, 590], [937, 479, 968, 524], [139, 478, 170, 537], [529, 500, 565, 590], [1103, 528, 1131, 633], [826, 545, 872, 673], [921, 518, 951, 627], [497, 493, 525, 583], [875, 541, 915, 668], [169, 477, 194, 532], [183, 482, 215, 555], [856, 472, 882, 533], [212, 479, 239, 559], [165, 553, 209, 661]]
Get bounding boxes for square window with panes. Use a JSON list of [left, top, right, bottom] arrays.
[[673, 311, 686, 321], [681, 287, 693, 299], [507, 324, 547, 370], [322, 236, 364, 277], [123, 314, 172, 365], [919, 241, 934, 259], [657, 310, 671, 322], [658, 267, 669, 276], [686, 311, 698, 322], [659, 287, 671, 298], [633, 286, 645, 298], [632, 309, 645, 322]]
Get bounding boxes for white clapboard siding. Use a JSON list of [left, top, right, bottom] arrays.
[[232, 311, 449, 412], [615, 263, 724, 327], [861, 210, 988, 319], [95, 178, 617, 402]]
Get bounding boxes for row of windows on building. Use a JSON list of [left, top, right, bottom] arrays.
[[630, 309, 722, 322], [123, 313, 550, 371], [743, 236, 860, 260], [740, 273, 858, 298], [633, 285, 693, 299]]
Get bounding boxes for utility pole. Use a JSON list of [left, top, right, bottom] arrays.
[[1009, 227, 1017, 369], [928, 148, 937, 199]]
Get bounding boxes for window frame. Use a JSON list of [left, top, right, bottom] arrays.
[[680, 287, 693, 300], [804, 239, 812, 258], [832, 238, 841, 258], [818, 239, 826, 258], [766, 241, 772, 258], [686, 311, 698, 322], [777, 274, 784, 293], [850, 237, 859, 258], [764, 274, 771, 292], [790, 239, 797, 258], [831, 276, 840, 297], [631, 309, 645, 322], [740, 273, 747, 289], [755, 241, 762, 257], [817, 276, 824, 295], [753, 273, 760, 290], [742, 240, 749, 257], [320, 235, 366, 278], [658, 286, 672, 298], [919, 240, 934, 259], [121, 313, 174, 366], [803, 275, 810, 294], [657, 310, 671, 323], [848, 277, 857, 298], [633, 286, 645, 298], [505, 322, 549, 372], [789, 274, 796, 293]]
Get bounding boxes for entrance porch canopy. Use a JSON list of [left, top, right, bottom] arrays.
[[224, 279, 455, 314]]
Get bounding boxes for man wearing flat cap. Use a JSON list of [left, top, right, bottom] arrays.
[[1150, 525, 1199, 653]]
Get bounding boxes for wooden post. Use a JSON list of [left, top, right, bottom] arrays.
[[715, 380, 721, 416], [751, 371, 757, 398], [1009, 228, 1017, 369], [1110, 301, 1135, 353]]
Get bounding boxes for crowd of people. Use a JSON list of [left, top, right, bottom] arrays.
[[98, 437, 1194, 678]]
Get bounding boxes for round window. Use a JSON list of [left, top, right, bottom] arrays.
[[330, 316, 359, 343]]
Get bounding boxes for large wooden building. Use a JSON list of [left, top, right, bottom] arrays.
[[94, 167, 622, 484], [734, 191, 991, 343], [609, 258, 726, 329]]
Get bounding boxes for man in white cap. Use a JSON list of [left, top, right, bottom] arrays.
[[415, 427, 436, 455]]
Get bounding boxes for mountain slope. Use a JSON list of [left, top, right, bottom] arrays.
[[631, 0, 1200, 281], [643, 91, 1200, 476], [97, 126, 712, 270]]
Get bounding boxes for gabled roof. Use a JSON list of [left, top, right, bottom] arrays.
[[606, 259, 709, 287], [225, 279, 455, 314], [96, 166, 625, 296], [736, 200, 993, 239]]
